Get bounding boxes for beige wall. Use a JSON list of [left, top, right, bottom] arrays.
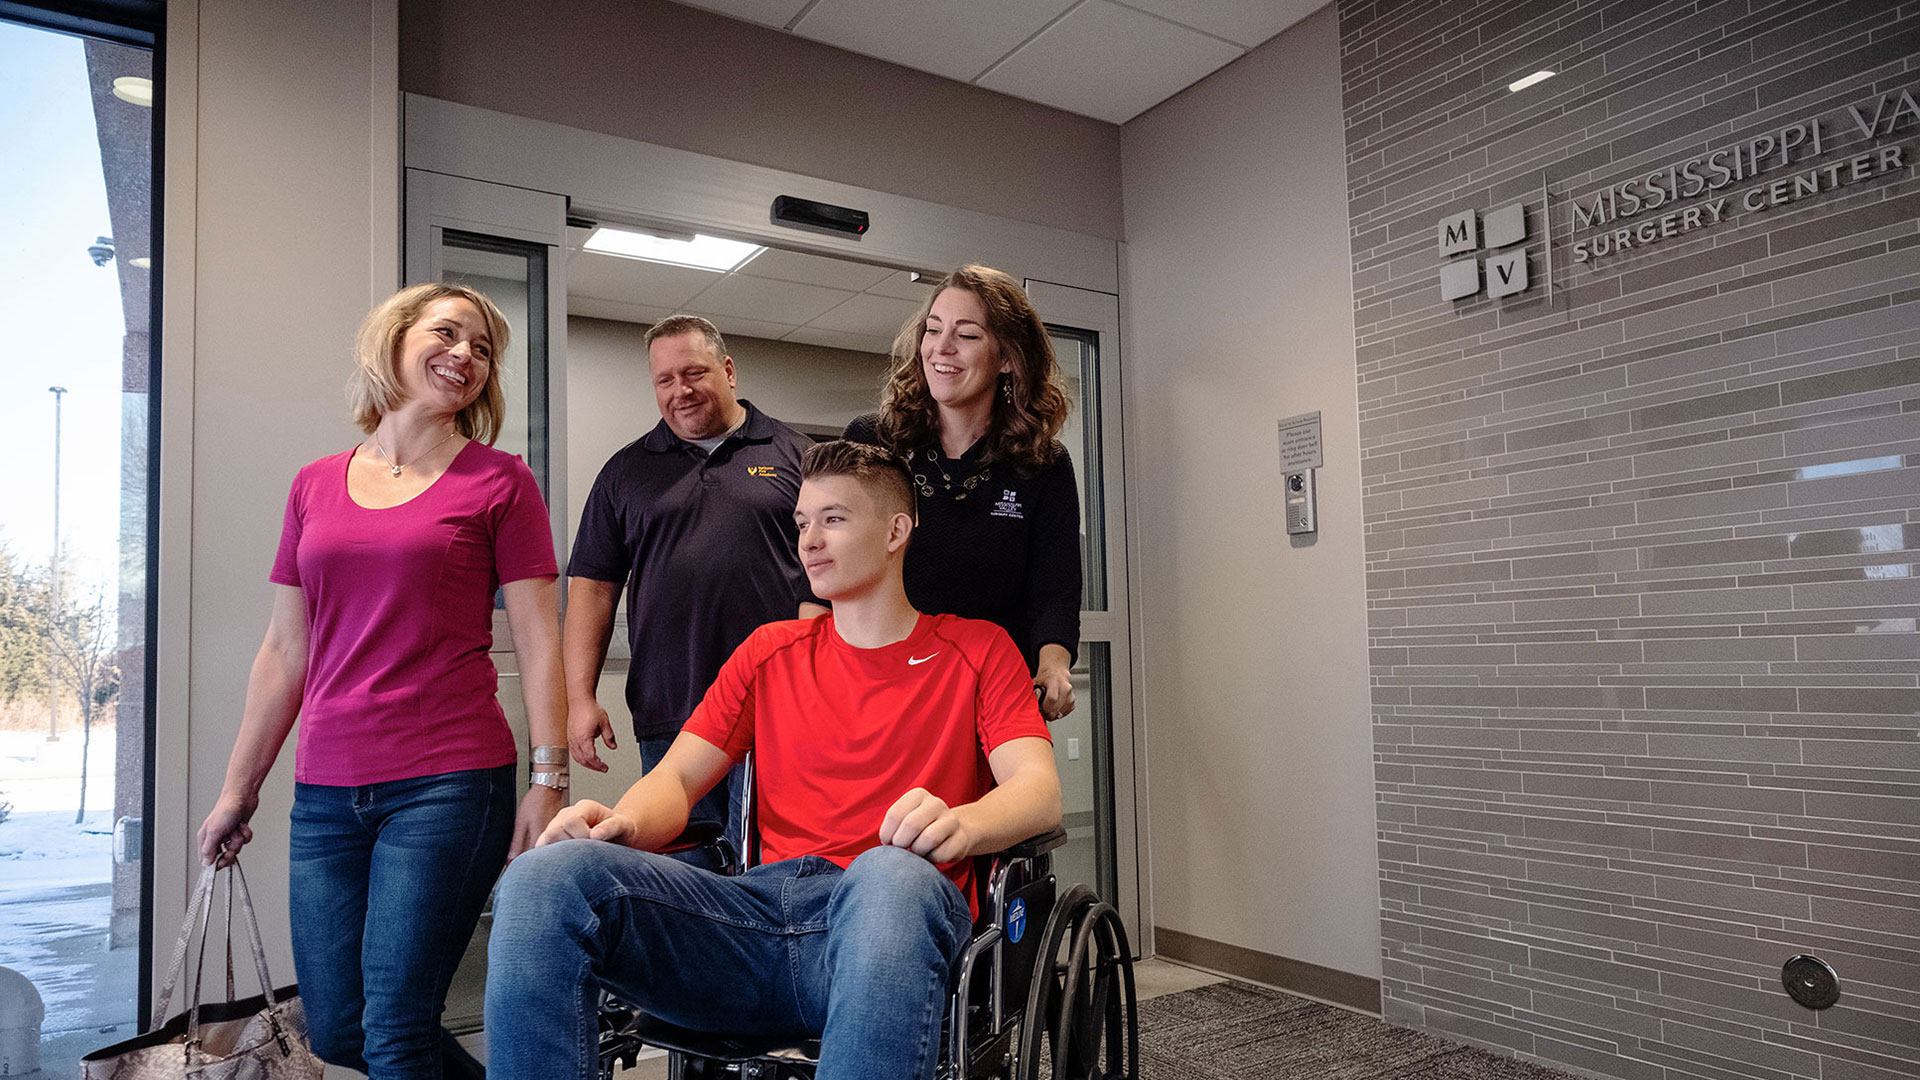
[[398, 0, 1123, 240], [1120, 4, 1380, 980], [159, 0, 399, 973]]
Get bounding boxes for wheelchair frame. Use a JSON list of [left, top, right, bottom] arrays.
[[594, 759, 1139, 1080]]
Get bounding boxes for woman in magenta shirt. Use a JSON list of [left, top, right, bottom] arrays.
[[198, 283, 567, 1079]]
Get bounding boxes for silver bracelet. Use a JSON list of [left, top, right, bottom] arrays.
[[531, 745, 567, 765], [530, 770, 570, 791]]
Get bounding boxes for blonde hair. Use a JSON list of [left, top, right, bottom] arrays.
[[874, 265, 1070, 469], [347, 283, 512, 443]]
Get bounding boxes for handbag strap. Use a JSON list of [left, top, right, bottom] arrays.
[[224, 869, 237, 1003], [150, 861, 221, 1032], [226, 860, 283, 1012], [183, 865, 223, 1050], [160, 857, 292, 1056]]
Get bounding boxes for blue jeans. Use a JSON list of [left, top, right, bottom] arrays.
[[484, 841, 974, 1080], [639, 733, 743, 872], [289, 764, 514, 1080]]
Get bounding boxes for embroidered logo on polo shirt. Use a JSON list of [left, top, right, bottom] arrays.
[[990, 490, 1024, 520], [745, 466, 779, 478]]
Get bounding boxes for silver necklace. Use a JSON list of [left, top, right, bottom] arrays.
[[372, 428, 458, 477]]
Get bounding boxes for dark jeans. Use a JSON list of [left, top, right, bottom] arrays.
[[289, 763, 514, 1079], [639, 733, 744, 872]]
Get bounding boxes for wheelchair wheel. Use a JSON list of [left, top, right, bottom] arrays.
[[1014, 885, 1138, 1080]]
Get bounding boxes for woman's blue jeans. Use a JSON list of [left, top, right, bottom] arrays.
[[484, 840, 974, 1080], [289, 764, 514, 1079]]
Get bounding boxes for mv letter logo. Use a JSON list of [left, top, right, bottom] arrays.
[[1437, 203, 1532, 302]]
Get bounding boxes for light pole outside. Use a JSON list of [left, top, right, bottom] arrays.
[[47, 385, 66, 742]]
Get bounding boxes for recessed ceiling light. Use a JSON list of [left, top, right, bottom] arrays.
[[1508, 70, 1555, 93], [582, 227, 762, 272], [129, 257, 151, 268], [111, 76, 154, 107]]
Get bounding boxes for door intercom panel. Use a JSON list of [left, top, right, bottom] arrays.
[[1284, 470, 1317, 534]]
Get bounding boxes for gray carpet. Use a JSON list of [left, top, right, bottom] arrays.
[[1138, 982, 1574, 1079]]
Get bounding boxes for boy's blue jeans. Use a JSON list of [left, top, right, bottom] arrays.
[[484, 840, 974, 1080]]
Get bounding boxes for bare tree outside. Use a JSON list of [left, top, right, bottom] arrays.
[[42, 584, 119, 824]]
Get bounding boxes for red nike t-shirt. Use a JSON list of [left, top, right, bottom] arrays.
[[682, 612, 1051, 900]]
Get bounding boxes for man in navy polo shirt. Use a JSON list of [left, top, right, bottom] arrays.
[[564, 314, 825, 867]]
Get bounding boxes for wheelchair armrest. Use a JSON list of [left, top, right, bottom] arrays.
[[996, 826, 1068, 861], [653, 820, 724, 855]]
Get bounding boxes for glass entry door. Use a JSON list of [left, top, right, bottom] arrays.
[[403, 169, 568, 1032], [1026, 279, 1141, 948]]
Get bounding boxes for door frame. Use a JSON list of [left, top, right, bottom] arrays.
[[403, 95, 1149, 944], [1024, 279, 1144, 946], [403, 167, 570, 555]]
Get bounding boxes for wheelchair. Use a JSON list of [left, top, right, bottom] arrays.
[[595, 761, 1139, 1080]]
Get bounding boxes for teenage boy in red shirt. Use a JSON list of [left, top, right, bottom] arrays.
[[484, 440, 1061, 1080]]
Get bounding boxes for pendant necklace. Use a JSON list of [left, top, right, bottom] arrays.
[[372, 428, 458, 477], [913, 446, 990, 500]]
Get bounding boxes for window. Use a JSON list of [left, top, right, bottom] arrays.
[[0, 5, 159, 1073]]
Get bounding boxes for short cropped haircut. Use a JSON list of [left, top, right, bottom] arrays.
[[348, 283, 511, 443], [801, 440, 917, 521], [645, 314, 728, 359]]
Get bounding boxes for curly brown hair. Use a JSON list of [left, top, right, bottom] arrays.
[[873, 265, 1071, 470]]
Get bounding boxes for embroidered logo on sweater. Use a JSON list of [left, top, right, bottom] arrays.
[[991, 490, 1024, 520]]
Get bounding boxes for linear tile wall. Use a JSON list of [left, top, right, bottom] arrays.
[[1341, 2, 1919, 1079]]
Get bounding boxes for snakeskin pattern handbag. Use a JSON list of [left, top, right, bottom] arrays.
[[81, 858, 322, 1079]]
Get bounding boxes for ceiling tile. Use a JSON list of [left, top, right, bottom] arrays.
[[865, 270, 938, 302], [670, 0, 811, 28], [791, 0, 1076, 83], [568, 297, 679, 325], [679, 314, 799, 342], [567, 252, 722, 309], [738, 247, 897, 292], [805, 292, 922, 339], [783, 325, 896, 354], [683, 274, 858, 324], [1118, 0, 1323, 49], [976, 1, 1244, 124]]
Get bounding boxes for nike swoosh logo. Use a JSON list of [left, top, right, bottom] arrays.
[[908, 653, 939, 665]]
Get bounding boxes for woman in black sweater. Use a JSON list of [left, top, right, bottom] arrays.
[[844, 264, 1081, 720]]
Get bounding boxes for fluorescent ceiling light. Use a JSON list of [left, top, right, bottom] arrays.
[[1508, 70, 1555, 92], [111, 76, 153, 107], [583, 227, 762, 272]]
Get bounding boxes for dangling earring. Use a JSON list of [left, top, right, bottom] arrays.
[[1001, 374, 1013, 405]]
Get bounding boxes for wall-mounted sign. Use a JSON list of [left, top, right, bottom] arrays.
[[1277, 411, 1323, 471], [1568, 86, 1916, 264], [1438, 201, 1535, 302]]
